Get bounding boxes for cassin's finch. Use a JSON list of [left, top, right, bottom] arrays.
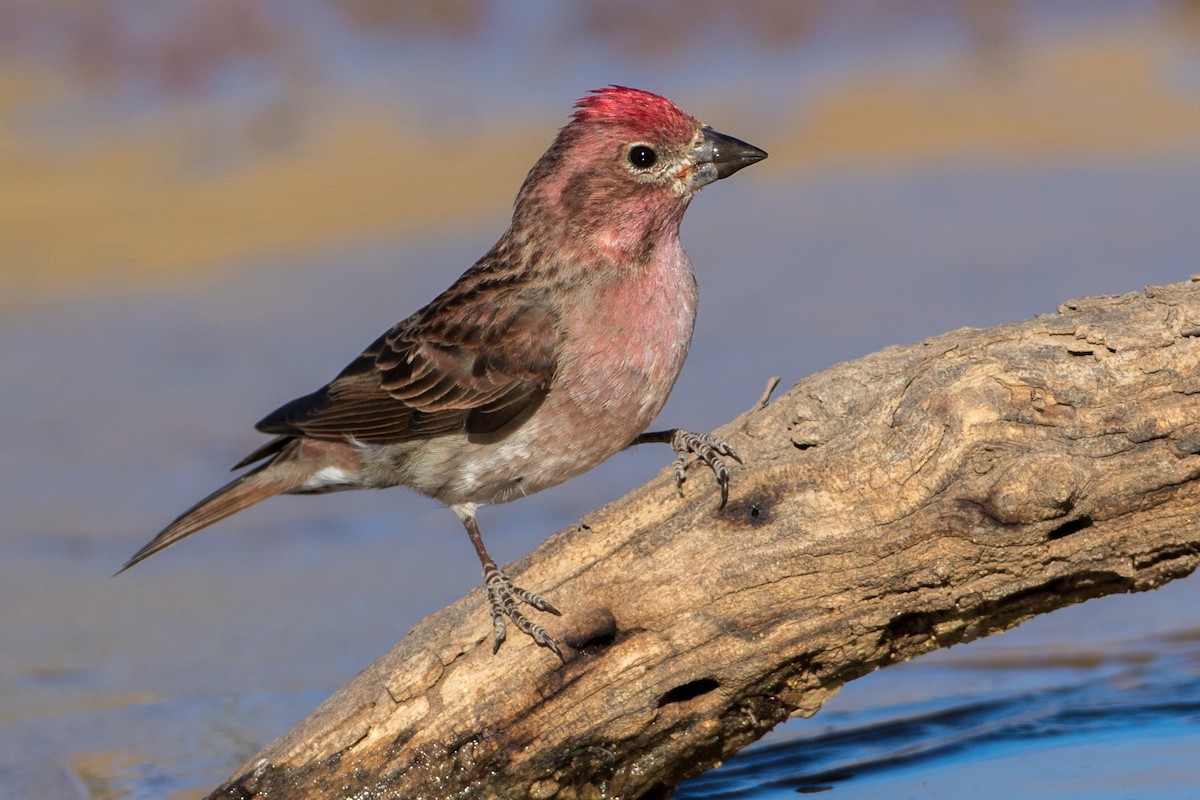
[[122, 87, 767, 660]]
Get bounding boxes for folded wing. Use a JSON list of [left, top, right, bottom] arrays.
[[254, 303, 560, 445]]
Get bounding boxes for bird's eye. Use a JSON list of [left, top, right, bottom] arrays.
[[628, 145, 657, 169]]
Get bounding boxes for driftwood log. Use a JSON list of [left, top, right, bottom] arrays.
[[208, 279, 1200, 799]]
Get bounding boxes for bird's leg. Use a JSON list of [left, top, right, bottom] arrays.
[[460, 513, 563, 661], [627, 429, 742, 509]]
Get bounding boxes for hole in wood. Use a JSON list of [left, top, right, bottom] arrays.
[[563, 608, 619, 654], [572, 628, 617, 653], [884, 610, 936, 641], [635, 783, 674, 800], [657, 677, 720, 707], [1048, 515, 1093, 540]]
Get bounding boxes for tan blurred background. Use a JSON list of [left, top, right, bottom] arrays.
[[5, 0, 1200, 311]]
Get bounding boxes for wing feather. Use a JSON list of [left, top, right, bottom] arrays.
[[253, 300, 559, 444]]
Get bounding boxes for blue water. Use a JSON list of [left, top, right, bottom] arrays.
[[678, 638, 1200, 798]]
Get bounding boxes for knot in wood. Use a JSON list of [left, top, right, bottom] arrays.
[[979, 453, 1088, 525], [1174, 423, 1200, 455]]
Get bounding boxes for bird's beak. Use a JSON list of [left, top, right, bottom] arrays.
[[692, 125, 768, 187]]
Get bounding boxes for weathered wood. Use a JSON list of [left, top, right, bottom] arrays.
[[208, 279, 1200, 800]]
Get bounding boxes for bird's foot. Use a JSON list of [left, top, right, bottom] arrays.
[[483, 562, 563, 661], [666, 429, 742, 509]]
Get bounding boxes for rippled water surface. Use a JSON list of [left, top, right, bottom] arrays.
[[3, 2, 1200, 798], [677, 626, 1200, 798]]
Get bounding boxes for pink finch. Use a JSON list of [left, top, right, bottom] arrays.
[[122, 86, 767, 660]]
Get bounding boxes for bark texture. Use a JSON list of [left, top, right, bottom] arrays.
[[208, 279, 1200, 800]]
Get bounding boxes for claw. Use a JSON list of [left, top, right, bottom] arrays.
[[667, 429, 740, 509], [483, 563, 564, 661], [510, 585, 562, 616], [672, 455, 688, 497], [489, 606, 507, 654]]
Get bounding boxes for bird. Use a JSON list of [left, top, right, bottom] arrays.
[[121, 86, 767, 660]]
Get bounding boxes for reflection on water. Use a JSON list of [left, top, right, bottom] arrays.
[[678, 630, 1200, 798], [3, 2, 1200, 799]]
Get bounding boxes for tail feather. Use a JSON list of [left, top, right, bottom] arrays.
[[118, 469, 295, 574]]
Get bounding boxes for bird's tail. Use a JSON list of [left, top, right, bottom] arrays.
[[118, 467, 298, 573]]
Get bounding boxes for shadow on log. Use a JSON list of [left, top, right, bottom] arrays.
[[208, 279, 1200, 799]]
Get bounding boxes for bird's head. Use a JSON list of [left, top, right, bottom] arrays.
[[512, 87, 767, 262], [568, 86, 767, 197]]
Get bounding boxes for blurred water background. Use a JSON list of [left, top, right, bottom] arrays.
[[2, 1, 1200, 797]]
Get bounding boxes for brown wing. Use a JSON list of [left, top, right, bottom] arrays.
[[255, 303, 559, 443]]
